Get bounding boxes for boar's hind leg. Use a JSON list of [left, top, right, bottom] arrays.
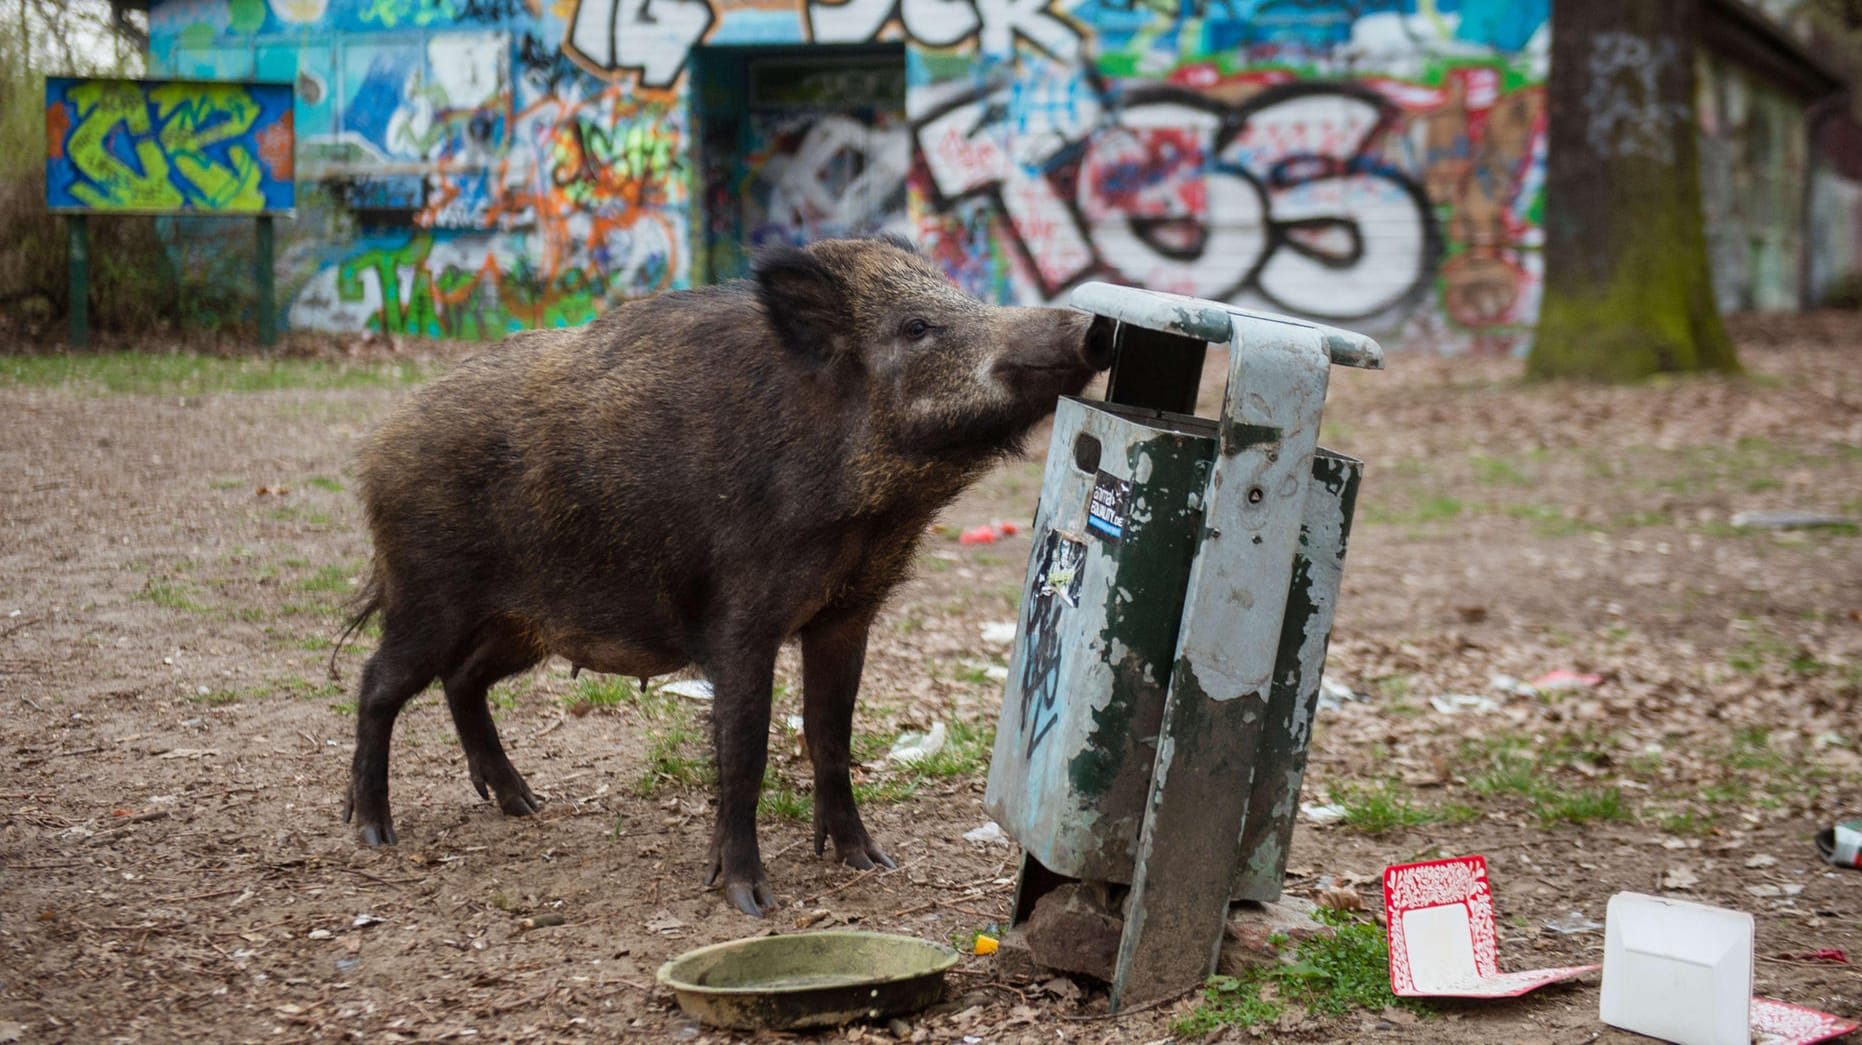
[[442, 623, 547, 817], [801, 612, 895, 872], [704, 641, 782, 917], [344, 629, 445, 846]]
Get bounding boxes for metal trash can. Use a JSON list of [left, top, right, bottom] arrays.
[[983, 283, 1383, 1008]]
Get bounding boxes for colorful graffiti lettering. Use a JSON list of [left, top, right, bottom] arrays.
[[565, 0, 717, 88], [917, 75, 1442, 322], [295, 219, 675, 336], [46, 77, 295, 213]]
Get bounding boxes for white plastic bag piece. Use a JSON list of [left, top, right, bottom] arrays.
[[661, 679, 715, 701], [886, 722, 947, 766]]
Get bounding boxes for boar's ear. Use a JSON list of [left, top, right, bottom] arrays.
[[754, 245, 849, 361], [872, 231, 918, 254]]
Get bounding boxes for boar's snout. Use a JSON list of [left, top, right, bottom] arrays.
[[994, 309, 1118, 395], [1083, 313, 1117, 372]]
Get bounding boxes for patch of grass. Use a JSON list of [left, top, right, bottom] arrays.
[[1658, 810, 1717, 836], [489, 681, 524, 713], [1534, 786, 1626, 826], [851, 731, 892, 764], [638, 722, 711, 796], [264, 506, 335, 526], [1626, 750, 1665, 776], [307, 476, 345, 492], [278, 675, 344, 701], [1365, 495, 1464, 526], [299, 564, 354, 593], [1613, 510, 1671, 528], [1728, 727, 1784, 770], [0, 353, 433, 396], [1464, 738, 1540, 797], [901, 720, 994, 781], [568, 675, 688, 719], [1470, 455, 1530, 486], [570, 675, 637, 710], [140, 579, 206, 613], [950, 663, 997, 686], [276, 601, 341, 619], [852, 777, 920, 805], [1499, 503, 1601, 537], [192, 688, 246, 706], [1460, 736, 1634, 826], [210, 478, 245, 490], [1329, 780, 1473, 834], [758, 768, 810, 821], [846, 721, 995, 808], [1727, 630, 1792, 674], [1173, 910, 1426, 1036]]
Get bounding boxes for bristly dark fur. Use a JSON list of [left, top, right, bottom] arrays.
[[332, 237, 1112, 917]]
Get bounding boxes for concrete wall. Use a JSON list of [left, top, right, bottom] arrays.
[[1697, 48, 1808, 313], [145, 0, 1812, 350]]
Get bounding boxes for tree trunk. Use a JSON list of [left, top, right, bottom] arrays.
[[1530, 0, 1741, 380]]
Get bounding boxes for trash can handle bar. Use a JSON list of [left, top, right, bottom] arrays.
[[1067, 281, 1384, 371]]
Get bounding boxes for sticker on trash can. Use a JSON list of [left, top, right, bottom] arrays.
[[1086, 470, 1132, 542], [1036, 530, 1086, 609]]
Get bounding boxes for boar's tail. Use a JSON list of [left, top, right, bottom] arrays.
[[327, 572, 384, 681]]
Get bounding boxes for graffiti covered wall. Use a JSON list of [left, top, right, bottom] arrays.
[[46, 77, 295, 214], [1696, 48, 1808, 313], [145, 0, 1568, 350]]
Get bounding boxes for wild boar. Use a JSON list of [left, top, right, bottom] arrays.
[[338, 236, 1115, 915]]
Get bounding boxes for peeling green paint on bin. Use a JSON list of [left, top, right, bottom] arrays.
[[988, 283, 1379, 1013], [1066, 433, 1209, 803], [984, 398, 1216, 883], [1233, 450, 1362, 901]]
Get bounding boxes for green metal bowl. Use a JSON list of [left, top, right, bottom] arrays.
[[656, 930, 961, 1030]]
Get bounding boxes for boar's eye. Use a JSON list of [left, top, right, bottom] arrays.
[[900, 318, 934, 341]]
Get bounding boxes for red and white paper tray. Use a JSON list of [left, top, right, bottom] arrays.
[[1383, 855, 1598, 998], [1751, 997, 1858, 1045]]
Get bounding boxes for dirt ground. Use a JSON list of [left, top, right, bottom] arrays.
[[2, 314, 1859, 1044]]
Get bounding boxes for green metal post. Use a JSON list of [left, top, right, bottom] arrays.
[[68, 214, 89, 348], [256, 215, 276, 347]]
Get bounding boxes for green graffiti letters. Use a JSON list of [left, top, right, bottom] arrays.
[[62, 81, 268, 211]]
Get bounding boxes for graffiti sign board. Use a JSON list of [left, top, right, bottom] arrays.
[[45, 76, 295, 215]]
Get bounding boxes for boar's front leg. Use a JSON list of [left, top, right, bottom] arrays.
[[704, 638, 781, 917], [801, 612, 895, 872]]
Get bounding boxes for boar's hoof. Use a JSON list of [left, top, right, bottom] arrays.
[[837, 841, 897, 872], [813, 815, 897, 871], [342, 788, 397, 846], [722, 878, 777, 919], [706, 867, 777, 918], [705, 851, 777, 917], [469, 766, 543, 817]]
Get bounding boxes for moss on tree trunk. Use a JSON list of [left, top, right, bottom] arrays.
[[1529, 0, 1741, 381]]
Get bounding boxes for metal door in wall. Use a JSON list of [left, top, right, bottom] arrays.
[[693, 45, 908, 283]]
